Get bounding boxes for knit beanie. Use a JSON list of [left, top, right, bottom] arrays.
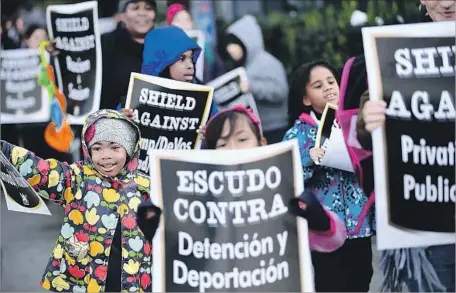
[[85, 118, 137, 157], [166, 3, 186, 25], [118, 0, 157, 14]]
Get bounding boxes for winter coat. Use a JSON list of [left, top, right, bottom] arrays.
[[310, 207, 347, 252], [226, 15, 289, 132], [1, 110, 154, 292], [141, 25, 218, 116], [100, 24, 145, 110], [283, 113, 375, 239]]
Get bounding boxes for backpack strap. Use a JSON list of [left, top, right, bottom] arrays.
[[338, 56, 356, 111]]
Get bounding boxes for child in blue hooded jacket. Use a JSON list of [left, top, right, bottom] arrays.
[[121, 25, 218, 118]]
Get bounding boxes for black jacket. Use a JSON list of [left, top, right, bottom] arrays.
[[100, 24, 146, 110]]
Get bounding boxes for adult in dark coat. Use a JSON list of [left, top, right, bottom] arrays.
[[99, 0, 157, 110]]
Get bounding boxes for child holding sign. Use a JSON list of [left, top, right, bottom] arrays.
[[1, 109, 161, 292], [283, 61, 375, 292], [137, 105, 347, 253], [121, 25, 218, 119]]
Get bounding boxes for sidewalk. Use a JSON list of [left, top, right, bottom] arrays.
[[1, 197, 384, 291]]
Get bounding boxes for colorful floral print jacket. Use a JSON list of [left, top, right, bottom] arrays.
[[1, 110, 153, 292], [282, 114, 375, 239]]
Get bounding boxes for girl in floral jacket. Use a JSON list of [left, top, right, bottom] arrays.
[[1, 109, 160, 292], [282, 61, 375, 292]]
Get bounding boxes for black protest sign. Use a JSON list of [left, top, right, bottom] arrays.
[[315, 103, 337, 148], [125, 73, 213, 174], [0, 152, 51, 215], [378, 36, 455, 233], [363, 22, 455, 241], [207, 67, 260, 125], [0, 49, 49, 123], [150, 141, 312, 292], [46, 1, 101, 124]]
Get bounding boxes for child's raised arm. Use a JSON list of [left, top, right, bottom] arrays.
[[1, 140, 80, 206]]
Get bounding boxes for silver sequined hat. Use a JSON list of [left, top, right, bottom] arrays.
[[87, 118, 137, 156]]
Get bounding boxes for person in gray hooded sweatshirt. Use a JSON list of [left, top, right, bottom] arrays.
[[224, 15, 289, 144]]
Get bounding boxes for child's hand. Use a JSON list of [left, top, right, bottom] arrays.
[[240, 78, 249, 93], [137, 202, 162, 241], [196, 125, 206, 140], [46, 41, 60, 57], [310, 147, 325, 164], [120, 108, 134, 120], [362, 100, 387, 133], [288, 191, 330, 232]]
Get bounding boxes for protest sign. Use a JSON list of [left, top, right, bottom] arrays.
[[0, 152, 51, 215], [46, 1, 102, 124], [149, 140, 313, 292], [363, 21, 455, 249], [0, 48, 50, 123], [314, 103, 354, 172], [125, 73, 213, 174], [186, 29, 205, 82], [207, 67, 260, 128], [315, 103, 337, 148]]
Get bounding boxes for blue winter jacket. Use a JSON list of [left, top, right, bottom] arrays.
[[283, 113, 375, 239], [140, 25, 218, 117]]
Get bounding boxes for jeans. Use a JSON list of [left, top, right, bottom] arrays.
[[407, 244, 455, 292]]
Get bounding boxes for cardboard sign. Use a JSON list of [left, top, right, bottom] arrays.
[[0, 48, 50, 123], [363, 21, 455, 249], [46, 1, 102, 124], [149, 140, 314, 292], [207, 67, 260, 131], [0, 152, 51, 215], [125, 73, 213, 174]]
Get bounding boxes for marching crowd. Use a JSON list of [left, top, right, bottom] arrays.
[[0, 0, 455, 292]]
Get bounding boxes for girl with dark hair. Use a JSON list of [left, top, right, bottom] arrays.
[[287, 60, 340, 127], [283, 61, 375, 292]]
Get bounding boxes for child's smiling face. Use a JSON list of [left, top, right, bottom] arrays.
[[303, 66, 340, 114], [90, 141, 127, 177]]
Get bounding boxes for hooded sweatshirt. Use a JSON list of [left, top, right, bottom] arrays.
[[141, 25, 218, 116], [226, 15, 289, 132], [1, 109, 157, 292]]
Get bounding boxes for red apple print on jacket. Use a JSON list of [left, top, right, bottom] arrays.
[[75, 231, 89, 242], [68, 265, 85, 279], [94, 265, 107, 281]]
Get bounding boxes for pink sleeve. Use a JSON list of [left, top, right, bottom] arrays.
[[308, 208, 347, 253]]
